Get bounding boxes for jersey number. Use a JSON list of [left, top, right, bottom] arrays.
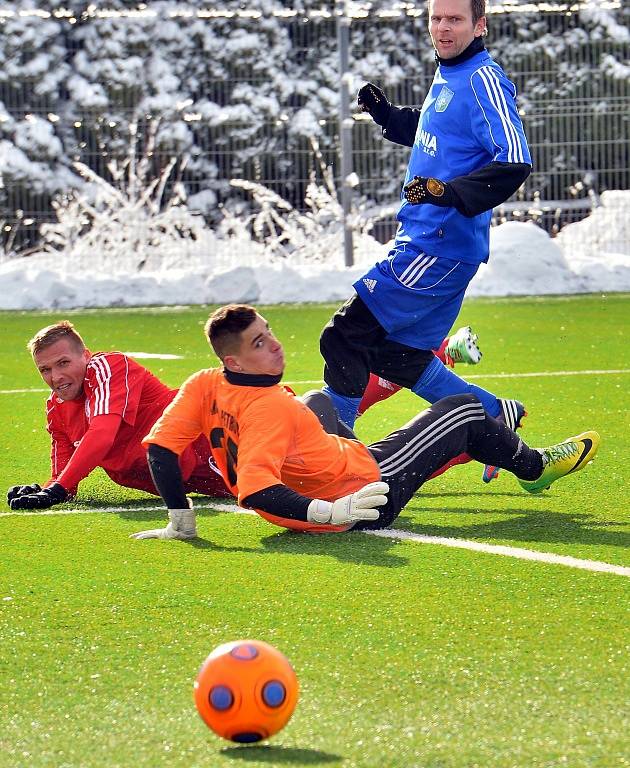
[[210, 428, 238, 486]]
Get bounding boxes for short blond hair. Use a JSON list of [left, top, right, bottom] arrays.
[[28, 321, 86, 356]]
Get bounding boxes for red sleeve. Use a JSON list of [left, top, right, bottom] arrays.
[[46, 399, 78, 494], [56, 414, 123, 492]]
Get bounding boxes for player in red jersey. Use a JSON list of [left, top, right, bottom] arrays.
[[7, 321, 231, 510]]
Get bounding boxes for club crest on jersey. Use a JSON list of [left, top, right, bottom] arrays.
[[435, 86, 454, 112]]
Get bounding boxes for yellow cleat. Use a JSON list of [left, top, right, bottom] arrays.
[[519, 431, 600, 494]]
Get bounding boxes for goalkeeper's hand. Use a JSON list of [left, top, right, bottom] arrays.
[[307, 481, 389, 526], [7, 483, 42, 504], [357, 83, 391, 126], [130, 504, 197, 541], [9, 482, 68, 510], [403, 175, 455, 207]]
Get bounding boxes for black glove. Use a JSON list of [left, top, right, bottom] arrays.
[[357, 82, 391, 126], [9, 482, 68, 510], [403, 176, 456, 207], [7, 483, 42, 504]]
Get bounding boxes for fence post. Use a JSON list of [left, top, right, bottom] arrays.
[[337, 1, 354, 267]]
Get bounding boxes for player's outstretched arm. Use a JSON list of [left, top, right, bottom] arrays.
[[403, 163, 531, 218], [243, 481, 389, 527]]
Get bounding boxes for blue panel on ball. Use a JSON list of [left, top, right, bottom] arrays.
[[262, 680, 286, 708], [209, 685, 234, 711], [232, 731, 263, 743], [231, 644, 259, 661]]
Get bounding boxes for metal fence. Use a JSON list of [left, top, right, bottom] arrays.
[[0, 2, 628, 257]]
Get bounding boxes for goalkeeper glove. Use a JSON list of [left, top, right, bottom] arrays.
[[7, 483, 42, 504], [357, 83, 391, 126], [403, 175, 455, 207], [130, 501, 197, 541], [307, 481, 389, 526], [9, 482, 68, 510]]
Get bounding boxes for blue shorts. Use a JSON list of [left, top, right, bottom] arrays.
[[354, 244, 479, 350]]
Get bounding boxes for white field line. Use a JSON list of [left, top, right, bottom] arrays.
[[121, 352, 183, 360], [364, 529, 630, 578], [2, 502, 628, 578], [2, 368, 629, 396]]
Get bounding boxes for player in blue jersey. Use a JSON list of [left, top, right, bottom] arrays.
[[320, 0, 532, 481]]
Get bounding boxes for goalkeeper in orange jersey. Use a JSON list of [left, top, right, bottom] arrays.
[[131, 304, 598, 540]]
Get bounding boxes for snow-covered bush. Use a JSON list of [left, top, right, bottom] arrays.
[[38, 117, 211, 273]]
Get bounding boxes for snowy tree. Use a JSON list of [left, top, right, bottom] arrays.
[[0, 0, 628, 256], [0, 2, 80, 250]]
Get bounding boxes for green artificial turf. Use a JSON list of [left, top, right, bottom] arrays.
[[0, 295, 628, 768]]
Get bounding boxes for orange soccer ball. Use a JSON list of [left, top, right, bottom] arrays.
[[194, 640, 299, 743]]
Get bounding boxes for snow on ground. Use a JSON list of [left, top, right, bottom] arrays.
[[1, 191, 628, 310]]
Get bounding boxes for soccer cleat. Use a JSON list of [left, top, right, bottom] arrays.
[[444, 326, 482, 367], [482, 399, 527, 483], [519, 431, 600, 494]]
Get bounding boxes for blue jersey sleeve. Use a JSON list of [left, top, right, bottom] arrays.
[[470, 66, 531, 166]]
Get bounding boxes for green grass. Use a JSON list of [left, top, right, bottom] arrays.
[[1, 295, 629, 768]]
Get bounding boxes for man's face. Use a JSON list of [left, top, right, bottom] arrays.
[[226, 314, 285, 377], [33, 338, 90, 401], [429, 0, 486, 60]]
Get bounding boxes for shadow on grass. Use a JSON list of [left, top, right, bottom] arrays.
[[67, 495, 630, 554], [397, 506, 630, 550], [91, 500, 409, 566], [220, 744, 341, 764], [258, 527, 408, 567], [419, 490, 527, 499]]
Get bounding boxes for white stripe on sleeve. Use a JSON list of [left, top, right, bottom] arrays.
[[475, 67, 525, 164]]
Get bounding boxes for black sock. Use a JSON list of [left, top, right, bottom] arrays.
[[468, 414, 543, 480]]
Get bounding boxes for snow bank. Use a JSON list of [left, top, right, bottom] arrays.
[[1, 196, 629, 310]]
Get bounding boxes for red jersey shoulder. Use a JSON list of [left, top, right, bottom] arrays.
[[84, 352, 155, 420]]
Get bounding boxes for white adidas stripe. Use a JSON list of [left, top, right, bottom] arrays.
[[377, 401, 485, 475], [477, 67, 524, 164], [90, 355, 112, 416], [377, 401, 481, 475], [500, 398, 519, 431], [399, 255, 438, 288], [399, 253, 432, 285], [483, 66, 524, 164], [382, 412, 486, 477]]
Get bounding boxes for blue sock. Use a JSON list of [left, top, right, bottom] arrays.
[[321, 385, 362, 430], [411, 356, 501, 417]]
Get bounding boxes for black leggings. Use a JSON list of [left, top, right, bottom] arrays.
[[302, 390, 543, 531], [320, 294, 435, 396], [358, 394, 543, 529]]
